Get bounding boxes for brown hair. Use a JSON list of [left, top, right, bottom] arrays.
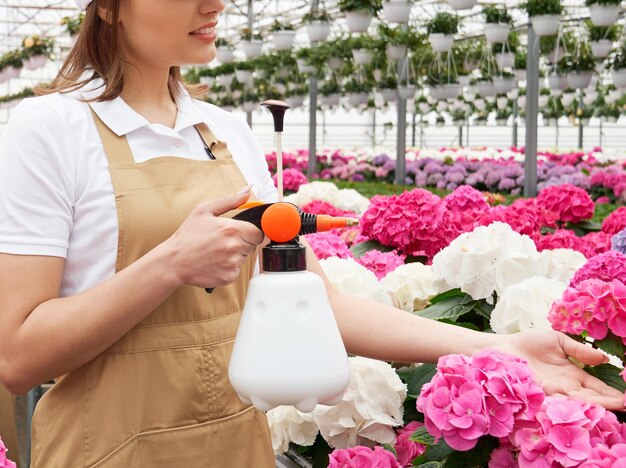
[[37, 0, 207, 101]]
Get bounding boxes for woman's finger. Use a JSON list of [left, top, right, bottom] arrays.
[[558, 333, 609, 367], [567, 387, 625, 411]]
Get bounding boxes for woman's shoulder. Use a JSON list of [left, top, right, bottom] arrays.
[[9, 92, 89, 130]]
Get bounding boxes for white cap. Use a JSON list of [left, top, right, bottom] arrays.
[[75, 0, 93, 11]]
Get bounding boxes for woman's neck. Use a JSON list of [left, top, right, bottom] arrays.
[[120, 63, 178, 129]]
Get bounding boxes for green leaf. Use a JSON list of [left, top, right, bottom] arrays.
[[428, 288, 464, 304], [567, 220, 601, 233], [472, 299, 494, 320], [407, 363, 437, 398], [417, 295, 475, 322], [414, 462, 444, 468], [443, 436, 499, 467], [410, 426, 435, 445], [413, 439, 454, 463], [585, 364, 626, 393], [349, 240, 393, 259], [437, 319, 481, 331], [382, 444, 398, 457], [594, 335, 625, 358]]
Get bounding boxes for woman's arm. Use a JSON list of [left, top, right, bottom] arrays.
[[0, 189, 262, 395], [302, 241, 626, 410]]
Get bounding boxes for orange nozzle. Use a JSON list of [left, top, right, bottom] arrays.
[[238, 201, 266, 210], [316, 215, 360, 232], [261, 203, 302, 243]]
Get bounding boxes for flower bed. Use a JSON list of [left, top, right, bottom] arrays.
[[268, 180, 626, 467]]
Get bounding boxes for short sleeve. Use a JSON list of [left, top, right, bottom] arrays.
[[0, 98, 75, 257]]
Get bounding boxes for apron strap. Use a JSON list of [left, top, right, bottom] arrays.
[[89, 107, 135, 166]]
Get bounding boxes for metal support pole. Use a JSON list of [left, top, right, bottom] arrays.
[[307, 0, 320, 177], [371, 108, 377, 148], [458, 125, 463, 147], [600, 119, 603, 148], [412, 111, 417, 147], [578, 119, 584, 150], [556, 118, 559, 148], [466, 118, 470, 147], [524, 26, 539, 198], [394, 27, 408, 185], [246, 0, 253, 129], [512, 101, 518, 148]]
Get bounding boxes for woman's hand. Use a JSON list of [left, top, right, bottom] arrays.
[[161, 185, 265, 289], [495, 329, 626, 410]]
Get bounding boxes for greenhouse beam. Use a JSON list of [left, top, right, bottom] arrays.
[[307, 0, 320, 178], [523, 26, 539, 198], [246, 0, 253, 129], [395, 35, 408, 185]]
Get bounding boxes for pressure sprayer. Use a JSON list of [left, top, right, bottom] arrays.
[[227, 101, 356, 413]]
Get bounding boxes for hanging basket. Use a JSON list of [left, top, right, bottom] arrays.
[[235, 70, 253, 84], [428, 33, 454, 53], [24, 54, 47, 70], [328, 56, 345, 70], [381, 88, 398, 102], [199, 76, 214, 86], [306, 21, 331, 42], [507, 89, 519, 99], [612, 69, 626, 87], [321, 94, 341, 107], [514, 69, 527, 81], [286, 96, 306, 109], [446, 0, 477, 11], [218, 73, 235, 87], [530, 15, 561, 37], [382, 0, 413, 23], [567, 71, 594, 89], [538, 95, 550, 108], [589, 4, 621, 27], [548, 73, 568, 91], [241, 40, 264, 59], [561, 93, 575, 106], [296, 59, 316, 75], [517, 95, 526, 108], [386, 44, 407, 60], [484, 23, 510, 44], [590, 39, 613, 59], [352, 49, 374, 65], [495, 52, 515, 69], [458, 75, 472, 87], [242, 102, 257, 113], [398, 84, 417, 100], [496, 96, 508, 110], [440, 83, 462, 99], [476, 81, 497, 97], [273, 30, 297, 50], [4, 66, 21, 80], [493, 76, 516, 94], [215, 47, 235, 64], [347, 92, 369, 107], [474, 98, 487, 111], [345, 11, 373, 33]]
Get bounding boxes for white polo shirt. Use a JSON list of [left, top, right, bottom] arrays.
[[0, 79, 277, 297]]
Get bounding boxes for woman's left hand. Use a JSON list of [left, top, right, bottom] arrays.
[[496, 329, 626, 410]]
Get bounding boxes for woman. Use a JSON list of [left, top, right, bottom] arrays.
[[0, 0, 622, 467]]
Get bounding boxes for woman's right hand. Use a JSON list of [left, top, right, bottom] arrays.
[[161, 185, 266, 289]]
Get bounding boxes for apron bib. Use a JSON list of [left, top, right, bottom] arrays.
[[30, 110, 274, 468]]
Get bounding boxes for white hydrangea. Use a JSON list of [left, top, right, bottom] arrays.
[[490, 276, 567, 334], [539, 248, 587, 284], [431, 222, 544, 302], [319, 257, 393, 305], [312, 357, 407, 449], [379, 263, 438, 312], [266, 406, 319, 455], [283, 182, 370, 215]]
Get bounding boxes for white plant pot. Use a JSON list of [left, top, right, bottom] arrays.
[[515, 69, 527, 82], [586, 90, 599, 101], [347, 92, 369, 107], [567, 71, 593, 89], [583, 94, 596, 106], [530, 15, 561, 37], [453, 119, 465, 127], [609, 116, 619, 123], [345, 11, 373, 33], [218, 73, 235, 87], [328, 57, 345, 70], [235, 70, 253, 84], [286, 96, 306, 108], [474, 98, 487, 111], [381, 88, 398, 102], [517, 96, 526, 108], [447, 0, 477, 10], [548, 74, 568, 91], [538, 95, 550, 108], [484, 23, 510, 44], [383, 1, 413, 23], [232, 90, 242, 100], [296, 59, 315, 75], [241, 40, 263, 59], [476, 81, 496, 97], [273, 30, 296, 50], [561, 93, 576, 107], [275, 83, 287, 94], [242, 102, 257, 113], [441, 83, 462, 99], [496, 119, 508, 126], [493, 76, 516, 94], [25, 54, 47, 70], [545, 46, 566, 64], [591, 39, 613, 59], [418, 102, 430, 113], [507, 89, 519, 99], [581, 118, 590, 126], [321, 94, 341, 107], [306, 21, 331, 42], [372, 69, 383, 82], [216, 47, 235, 64], [199, 76, 214, 86], [5, 66, 21, 80], [497, 96, 508, 109], [495, 52, 515, 69], [429, 33, 455, 53], [605, 94, 617, 104], [613, 69, 626, 87], [458, 75, 471, 87], [436, 101, 448, 113], [551, 88, 563, 97], [589, 4, 621, 27], [398, 85, 417, 100], [386, 44, 407, 60], [352, 49, 373, 65]]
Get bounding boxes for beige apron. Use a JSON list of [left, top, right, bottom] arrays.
[[0, 385, 19, 467], [30, 110, 275, 467]]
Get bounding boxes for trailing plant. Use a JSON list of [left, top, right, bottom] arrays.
[[303, 10, 332, 22], [377, 74, 398, 89], [585, 20, 622, 42], [343, 77, 374, 93], [482, 5, 513, 25], [234, 60, 255, 71], [215, 38, 233, 48], [586, 0, 621, 5], [60, 13, 84, 36], [349, 33, 379, 50], [560, 49, 597, 72], [270, 20, 295, 32], [22, 35, 54, 57], [240, 28, 263, 41], [320, 79, 341, 95], [521, 0, 563, 16], [609, 42, 626, 70], [377, 24, 423, 48], [337, 0, 383, 15], [426, 12, 460, 35]]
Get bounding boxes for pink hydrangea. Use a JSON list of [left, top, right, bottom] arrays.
[[488, 447, 518, 468], [443, 185, 489, 213], [359, 189, 459, 259], [304, 232, 353, 260], [272, 168, 308, 193], [536, 230, 586, 255], [536, 184, 595, 225], [509, 397, 626, 468], [328, 446, 401, 468], [416, 350, 544, 451], [596, 196, 611, 205], [356, 250, 406, 280], [581, 443, 626, 467], [0, 437, 16, 468], [301, 200, 356, 217], [602, 207, 626, 236], [549, 278, 626, 341], [476, 205, 541, 238], [569, 251, 626, 287], [394, 421, 426, 467]]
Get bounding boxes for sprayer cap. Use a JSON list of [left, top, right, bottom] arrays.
[[261, 100, 290, 133], [262, 242, 307, 272], [261, 203, 301, 243]]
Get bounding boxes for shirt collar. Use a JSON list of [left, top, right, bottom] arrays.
[[77, 77, 215, 137]]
